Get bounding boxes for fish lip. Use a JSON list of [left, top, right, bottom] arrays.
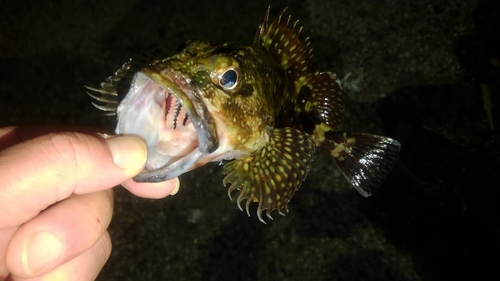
[[123, 66, 219, 182]]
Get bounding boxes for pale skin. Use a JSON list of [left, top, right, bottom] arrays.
[[0, 125, 179, 281]]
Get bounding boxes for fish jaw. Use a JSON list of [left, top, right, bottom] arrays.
[[115, 68, 219, 182]]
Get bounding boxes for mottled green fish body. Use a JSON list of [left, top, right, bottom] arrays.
[[87, 8, 401, 223]]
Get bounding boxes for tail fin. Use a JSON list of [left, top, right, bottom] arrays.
[[321, 132, 401, 197]]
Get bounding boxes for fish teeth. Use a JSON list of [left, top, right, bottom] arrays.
[[173, 99, 182, 129], [164, 91, 173, 124], [182, 112, 189, 126]]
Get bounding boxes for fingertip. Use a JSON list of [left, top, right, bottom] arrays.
[[20, 231, 63, 275], [104, 136, 147, 172], [121, 178, 180, 199], [5, 191, 113, 278], [170, 178, 180, 195], [7, 232, 112, 281]]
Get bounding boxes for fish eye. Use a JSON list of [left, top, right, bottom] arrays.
[[212, 66, 242, 92], [220, 69, 237, 88]]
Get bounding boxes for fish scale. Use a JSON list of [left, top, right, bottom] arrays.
[[87, 7, 401, 223]]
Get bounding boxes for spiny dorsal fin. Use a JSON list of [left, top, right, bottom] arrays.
[[255, 7, 312, 80], [86, 47, 169, 114], [85, 60, 133, 115]]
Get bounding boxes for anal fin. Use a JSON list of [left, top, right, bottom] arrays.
[[322, 132, 401, 197]]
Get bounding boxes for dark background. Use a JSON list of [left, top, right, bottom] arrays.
[[1, 0, 499, 280]]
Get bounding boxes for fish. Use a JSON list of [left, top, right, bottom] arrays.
[[87, 7, 401, 223]]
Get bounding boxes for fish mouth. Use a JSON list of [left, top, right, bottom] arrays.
[[116, 67, 219, 182]]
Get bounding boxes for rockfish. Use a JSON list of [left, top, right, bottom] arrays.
[[87, 8, 401, 223]]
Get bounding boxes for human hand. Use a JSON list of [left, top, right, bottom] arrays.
[[0, 125, 179, 281]]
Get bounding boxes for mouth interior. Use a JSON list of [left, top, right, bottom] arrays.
[[154, 86, 198, 161], [115, 72, 201, 179]]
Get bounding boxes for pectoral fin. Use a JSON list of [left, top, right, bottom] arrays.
[[223, 127, 315, 223]]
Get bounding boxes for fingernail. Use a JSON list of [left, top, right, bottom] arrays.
[[105, 136, 147, 170], [22, 232, 62, 275], [171, 178, 180, 195]]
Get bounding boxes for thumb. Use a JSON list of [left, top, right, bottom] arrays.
[[0, 132, 147, 229]]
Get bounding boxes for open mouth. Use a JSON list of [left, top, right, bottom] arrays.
[[115, 67, 219, 182]]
